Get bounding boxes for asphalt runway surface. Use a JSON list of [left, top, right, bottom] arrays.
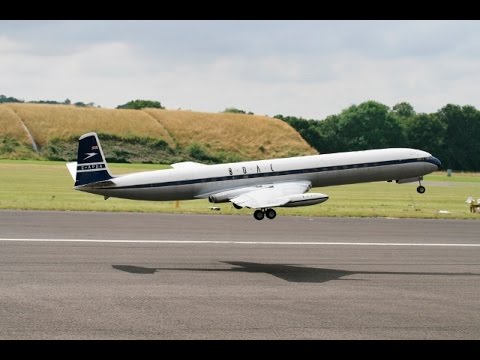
[[1, 210, 479, 339]]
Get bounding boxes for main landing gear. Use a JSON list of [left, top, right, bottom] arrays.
[[254, 208, 277, 220]]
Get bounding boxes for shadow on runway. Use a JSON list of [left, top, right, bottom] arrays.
[[112, 262, 480, 283]]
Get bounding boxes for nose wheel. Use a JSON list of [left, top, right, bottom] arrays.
[[253, 208, 277, 220], [417, 180, 426, 194]]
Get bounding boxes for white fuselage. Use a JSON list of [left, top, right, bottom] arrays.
[[78, 148, 440, 201]]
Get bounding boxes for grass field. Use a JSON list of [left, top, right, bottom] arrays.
[[1, 160, 479, 220]]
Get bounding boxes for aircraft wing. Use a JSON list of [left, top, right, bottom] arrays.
[[230, 181, 312, 209]]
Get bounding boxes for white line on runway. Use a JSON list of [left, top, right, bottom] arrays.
[[0, 238, 479, 247]]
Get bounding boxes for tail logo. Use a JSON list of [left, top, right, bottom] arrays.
[[83, 152, 98, 161]]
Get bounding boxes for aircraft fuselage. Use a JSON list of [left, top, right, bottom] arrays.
[[77, 148, 440, 201]]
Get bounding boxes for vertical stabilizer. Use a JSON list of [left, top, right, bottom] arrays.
[[74, 132, 113, 186]]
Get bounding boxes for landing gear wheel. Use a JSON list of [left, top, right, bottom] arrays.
[[233, 203, 242, 210], [265, 208, 277, 219], [417, 185, 426, 194], [253, 210, 265, 220]]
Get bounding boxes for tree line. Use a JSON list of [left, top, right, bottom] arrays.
[[275, 101, 480, 172], [0, 95, 165, 110], [3, 94, 479, 170], [0, 94, 98, 107]]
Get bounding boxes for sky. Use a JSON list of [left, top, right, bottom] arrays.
[[1, 20, 480, 120]]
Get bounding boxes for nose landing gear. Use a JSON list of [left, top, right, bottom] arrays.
[[417, 179, 426, 194]]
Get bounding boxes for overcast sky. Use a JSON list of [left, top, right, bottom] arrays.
[[1, 20, 479, 119]]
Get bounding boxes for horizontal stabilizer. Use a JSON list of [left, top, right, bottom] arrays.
[[66, 161, 77, 180], [75, 179, 116, 189]]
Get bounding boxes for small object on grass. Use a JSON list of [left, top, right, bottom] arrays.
[[438, 210, 451, 214], [210, 206, 221, 211], [466, 197, 480, 213]]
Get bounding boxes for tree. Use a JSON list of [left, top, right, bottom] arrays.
[[404, 113, 445, 160], [435, 104, 480, 171], [274, 102, 480, 171], [315, 114, 343, 153], [275, 114, 323, 152], [0, 94, 23, 103], [29, 99, 62, 104], [223, 107, 247, 114], [276, 103, 408, 154], [334, 101, 405, 151], [116, 100, 165, 110], [392, 102, 415, 118]]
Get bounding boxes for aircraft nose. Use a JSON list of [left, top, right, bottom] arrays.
[[427, 156, 442, 170]]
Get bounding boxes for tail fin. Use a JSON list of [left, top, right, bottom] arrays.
[[74, 132, 113, 187]]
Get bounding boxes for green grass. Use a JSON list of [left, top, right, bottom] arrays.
[[1, 159, 479, 219]]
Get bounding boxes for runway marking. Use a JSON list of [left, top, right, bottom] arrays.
[[0, 238, 479, 247]]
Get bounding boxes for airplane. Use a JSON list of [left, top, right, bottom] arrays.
[[66, 132, 441, 220]]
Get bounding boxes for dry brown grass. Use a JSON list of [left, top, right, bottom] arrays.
[[0, 105, 31, 143], [145, 109, 317, 159], [0, 104, 316, 160], [3, 103, 175, 147]]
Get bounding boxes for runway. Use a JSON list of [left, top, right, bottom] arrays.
[[1, 210, 479, 339]]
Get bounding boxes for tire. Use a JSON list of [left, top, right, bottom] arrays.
[[417, 185, 426, 194], [253, 210, 265, 220], [265, 208, 277, 219]]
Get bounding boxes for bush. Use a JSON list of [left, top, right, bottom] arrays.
[[116, 100, 165, 110], [223, 107, 246, 114], [187, 143, 211, 161]]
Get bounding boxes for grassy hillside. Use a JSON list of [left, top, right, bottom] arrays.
[[0, 103, 316, 163], [0, 105, 42, 159], [144, 109, 313, 160]]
